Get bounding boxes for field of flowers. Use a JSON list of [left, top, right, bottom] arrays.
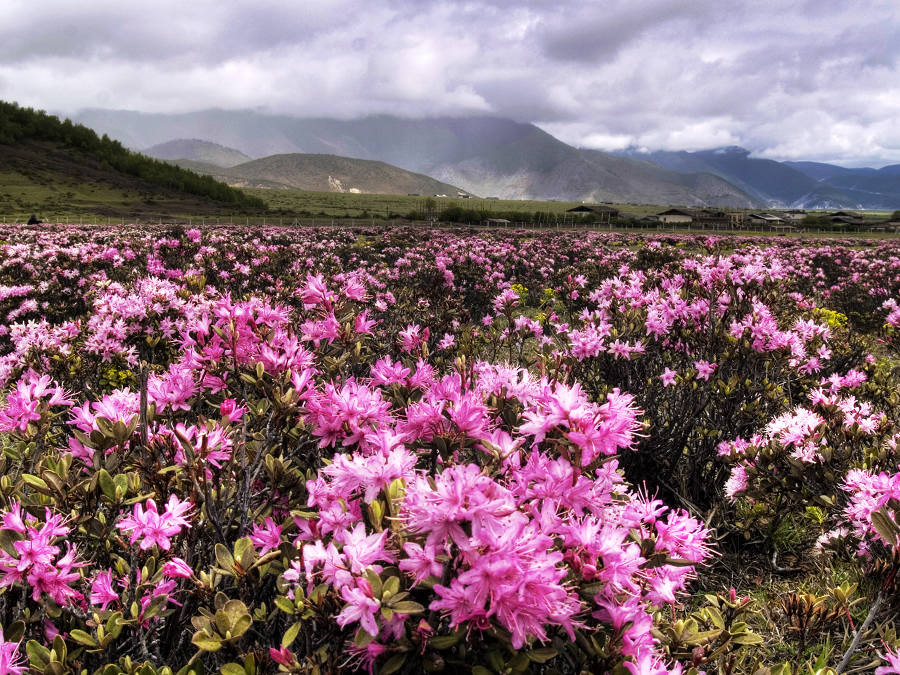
[[1, 223, 900, 674]]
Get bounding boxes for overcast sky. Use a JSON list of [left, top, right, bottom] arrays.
[[1, 0, 899, 166]]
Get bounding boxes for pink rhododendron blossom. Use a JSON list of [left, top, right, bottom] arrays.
[[116, 496, 192, 551]]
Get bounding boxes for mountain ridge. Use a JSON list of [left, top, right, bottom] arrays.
[[144, 139, 253, 167], [73, 108, 900, 208], [74, 109, 760, 206], [619, 147, 900, 209]]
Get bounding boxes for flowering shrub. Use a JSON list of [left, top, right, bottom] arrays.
[[0, 223, 899, 672]]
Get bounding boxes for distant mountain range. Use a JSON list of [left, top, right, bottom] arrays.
[[73, 109, 900, 209], [73, 109, 756, 206], [619, 147, 900, 209]]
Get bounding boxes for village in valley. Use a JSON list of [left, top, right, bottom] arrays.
[[565, 203, 899, 233]]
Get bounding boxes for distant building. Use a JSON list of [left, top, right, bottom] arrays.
[[782, 209, 807, 222], [654, 208, 741, 229], [747, 213, 785, 228], [728, 212, 746, 229], [566, 204, 620, 224], [655, 208, 695, 224]]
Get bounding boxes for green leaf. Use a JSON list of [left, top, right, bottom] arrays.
[[354, 627, 376, 648], [387, 600, 424, 614], [220, 664, 246, 675], [382, 575, 400, 599], [4, 621, 24, 643], [22, 473, 50, 492], [243, 653, 256, 675], [871, 509, 900, 546], [379, 654, 407, 675], [527, 648, 558, 663], [191, 632, 222, 652], [310, 582, 330, 604], [26, 640, 51, 669], [234, 537, 256, 571], [732, 632, 764, 646], [274, 596, 295, 615], [215, 543, 235, 572], [705, 606, 725, 630], [98, 468, 116, 500], [366, 569, 383, 599], [40, 470, 64, 495], [472, 667, 493, 675], [281, 622, 301, 648], [69, 629, 98, 647], [216, 600, 251, 640], [430, 633, 463, 649], [113, 473, 129, 500]]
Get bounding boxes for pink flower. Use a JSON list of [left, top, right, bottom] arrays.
[[220, 398, 246, 424], [397, 324, 423, 353], [0, 626, 26, 675], [269, 646, 296, 667], [694, 360, 717, 381], [250, 518, 283, 555], [90, 570, 119, 611], [724, 466, 748, 501], [438, 333, 455, 350], [116, 496, 192, 551], [336, 577, 381, 637], [660, 368, 677, 387], [877, 645, 900, 674], [399, 542, 442, 586], [162, 557, 194, 578], [354, 309, 377, 335]]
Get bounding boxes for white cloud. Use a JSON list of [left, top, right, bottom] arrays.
[[1, 0, 899, 164]]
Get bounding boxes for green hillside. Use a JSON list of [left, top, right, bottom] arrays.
[[0, 101, 266, 218]]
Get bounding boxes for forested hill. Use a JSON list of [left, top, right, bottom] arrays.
[[0, 101, 266, 210]]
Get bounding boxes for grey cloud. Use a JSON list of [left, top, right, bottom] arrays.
[[0, 1, 359, 65], [537, 0, 720, 63], [1, 0, 900, 164]]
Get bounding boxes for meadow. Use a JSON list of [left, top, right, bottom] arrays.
[[0, 224, 899, 674]]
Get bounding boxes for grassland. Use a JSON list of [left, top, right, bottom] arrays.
[[244, 187, 895, 225], [244, 188, 671, 219]]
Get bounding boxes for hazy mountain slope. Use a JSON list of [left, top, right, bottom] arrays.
[[184, 153, 465, 195], [429, 130, 757, 205], [72, 108, 757, 204], [144, 139, 252, 167], [784, 162, 900, 208], [783, 161, 874, 181], [812, 174, 900, 209], [625, 147, 819, 205], [629, 148, 900, 208]]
